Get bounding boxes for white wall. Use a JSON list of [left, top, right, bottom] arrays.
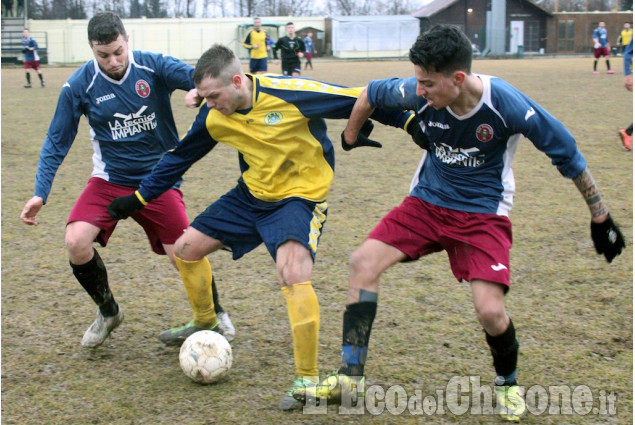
[[26, 16, 326, 64], [331, 15, 419, 59]]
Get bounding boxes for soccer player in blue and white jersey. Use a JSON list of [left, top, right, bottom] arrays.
[[20, 12, 234, 349], [592, 21, 614, 74], [295, 25, 625, 421], [21, 28, 45, 88], [107, 44, 420, 410]]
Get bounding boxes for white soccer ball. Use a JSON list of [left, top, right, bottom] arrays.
[[179, 330, 233, 384]]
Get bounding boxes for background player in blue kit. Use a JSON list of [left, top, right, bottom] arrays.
[[107, 44, 421, 410], [295, 25, 625, 421], [21, 28, 45, 88], [592, 21, 614, 74], [20, 12, 234, 349]]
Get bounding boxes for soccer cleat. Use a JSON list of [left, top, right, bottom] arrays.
[[607, 70, 615, 74], [216, 311, 235, 342], [279, 377, 317, 411], [41, 80, 46, 87], [619, 129, 632, 150], [495, 385, 526, 422], [593, 71, 600, 75], [81, 308, 124, 348], [158, 319, 223, 347], [24, 84, 32, 88], [293, 372, 365, 406]]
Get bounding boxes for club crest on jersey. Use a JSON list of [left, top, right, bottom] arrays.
[[264, 111, 283, 126], [135, 80, 151, 98], [476, 124, 494, 142]]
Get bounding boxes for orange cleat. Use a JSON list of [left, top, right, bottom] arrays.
[[619, 129, 632, 150]]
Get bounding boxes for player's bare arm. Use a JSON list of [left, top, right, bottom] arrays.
[[343, 87, 375, 146], [20, 196, 44, 226], [572, 167, 608, 222]]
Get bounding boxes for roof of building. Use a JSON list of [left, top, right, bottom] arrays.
[[411, 0, 552, 18]]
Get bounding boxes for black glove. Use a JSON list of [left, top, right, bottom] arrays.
[[406, 116, 430, 151], [590, 213, 625, 263], [341, 119, 382, 151], [22, 48, 28, 54], [107, 193, 145, 220]]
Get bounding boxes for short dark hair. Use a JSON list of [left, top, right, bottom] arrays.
[[409, 25, 472, 75], [88, 12, 127, 45], [193, 44, 241, 85], [286, 22, 294, 26]]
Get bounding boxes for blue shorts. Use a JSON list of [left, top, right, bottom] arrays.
[[249, 58, 268, 73], [190, 183, 328, 262]]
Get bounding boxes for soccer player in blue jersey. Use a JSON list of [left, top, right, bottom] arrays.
[[19, 12, 234, 349], [592, 21, 614, 74], [107, 43, 420, 410], [294, 25, 626, 421], [21, 28, 45, 88]]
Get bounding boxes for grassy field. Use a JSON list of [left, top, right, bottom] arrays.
[[1, 56, 632, 424]]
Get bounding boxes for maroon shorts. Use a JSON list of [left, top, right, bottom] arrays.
[[305, 53, 312, 61], [593, 47, 610, 59], [368, 196, 513, 288], [24, 61, 41, 71], [67, 177, 189, 255]]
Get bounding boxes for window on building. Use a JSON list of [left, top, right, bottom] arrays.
[[558, 20, 575, 52]]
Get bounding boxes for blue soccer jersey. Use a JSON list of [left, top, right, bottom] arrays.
[[21, 36, 40, 62], [366, 75, 587, 215], [33, 50, 195, 203], [137, 74, 413, 204], [593, 27, 609, 48]]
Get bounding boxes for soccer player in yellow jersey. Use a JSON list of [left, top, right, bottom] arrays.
[[242, 17, 271, 74], [108, 44, 423, 410]]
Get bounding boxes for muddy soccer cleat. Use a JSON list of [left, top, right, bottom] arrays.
[[279, 377, 317, 410], [216, 311, 235, 342], [293, 372, 365, 406], [81, 308, 124, 348], [495, 384, 526, 422], [158, 319, 223, 347]]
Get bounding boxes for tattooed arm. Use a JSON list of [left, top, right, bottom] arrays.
[[572, 167, 608, 222], [573, 167, 625, 263]]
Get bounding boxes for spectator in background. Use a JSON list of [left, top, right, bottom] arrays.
[[21, 28, 45, 88], [619, 39, 632, 150], [3, 0, 14, 17], [303, 32, 317, 70], [242, 17, 272, 74], [617, 22, 633, 55], [16, 0, 23, 16], [592, 21, 614, 74]]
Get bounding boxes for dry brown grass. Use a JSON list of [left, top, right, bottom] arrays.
[[1, 56, 632, 424]]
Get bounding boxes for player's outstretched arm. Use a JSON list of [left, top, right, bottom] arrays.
[[573, 168, 625, 263], [341, 119, 382, 151], [20, 196, 44, 226], [342, 87, 375, 148]]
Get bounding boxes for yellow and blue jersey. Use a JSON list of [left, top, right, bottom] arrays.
[[243, 30, 270, 59], [137, 74, 413, 204]]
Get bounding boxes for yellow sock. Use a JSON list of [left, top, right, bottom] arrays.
[[174, 255, 217, 328], [281, 281, 320, 382]]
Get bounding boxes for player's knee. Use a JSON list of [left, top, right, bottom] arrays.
[[64, 233, 94, 261], [349, 249, 380, 282], [475, 305, 507, 334]]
